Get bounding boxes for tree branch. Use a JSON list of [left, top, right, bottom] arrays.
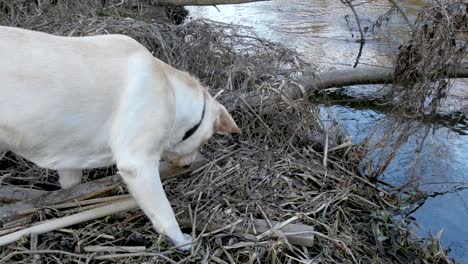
[[341, 0, 365, 43], [154, 0, 269, 6], [0, 186, 47, 203], [242, 63, 468, 105], [0, 156, 207, 223], [387, 0, 414, 31], [0, 199, 138, 247]]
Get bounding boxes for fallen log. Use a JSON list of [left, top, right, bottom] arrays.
[[242, 63, 468, 105], [0, 197, 314, 248], [0, 156, 207, 224]]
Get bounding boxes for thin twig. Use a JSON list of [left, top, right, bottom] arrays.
[[83, 246, 146, 253], [387, 0, 414, 31], [342, 0, 365, 43]]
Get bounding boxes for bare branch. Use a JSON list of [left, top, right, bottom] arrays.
[[0, 186, 47, 203], [240, 63, 468, 106], [387, 0, 415, 31], [341, 0, 365, 43], [0, 155, 207, 223], [154, 0, 269, 6]]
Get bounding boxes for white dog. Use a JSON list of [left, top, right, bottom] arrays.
[[0, 26, 240, 250]]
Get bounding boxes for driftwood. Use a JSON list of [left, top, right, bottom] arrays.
[[0, 186, 47, 203], [0, 156, 207, 224], [243, 63, 468, 105]]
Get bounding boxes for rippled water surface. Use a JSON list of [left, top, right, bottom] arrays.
[[188, 0, 468, 261]]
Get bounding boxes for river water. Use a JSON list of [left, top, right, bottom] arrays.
[[187, 0, 468, 261]]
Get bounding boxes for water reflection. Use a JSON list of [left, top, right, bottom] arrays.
[[325, 105, 468, 260]]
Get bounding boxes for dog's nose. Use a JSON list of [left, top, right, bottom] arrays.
[[173, 158, 193, 168]]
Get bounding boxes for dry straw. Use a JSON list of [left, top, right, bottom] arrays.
[[0, 0, 459, 263]]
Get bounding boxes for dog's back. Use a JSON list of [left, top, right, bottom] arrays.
[[0, 26, 157, 168]]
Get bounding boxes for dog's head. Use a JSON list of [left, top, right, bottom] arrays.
[[163, 90, 240, 167]]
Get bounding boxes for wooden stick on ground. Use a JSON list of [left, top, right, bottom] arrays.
[[0, 186, 48, 203], [0, 198, 138, 247], [0, 156, 208, 247], [180, 217, 315, 247], [0, 153, 315, 248], [0, 176, 120, 224], [83, 246, 147, 253], [0, 197, 315, 248], [0, 156, 207, 224]]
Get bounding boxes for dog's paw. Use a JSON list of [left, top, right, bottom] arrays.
[[174, 233, 192, 251]]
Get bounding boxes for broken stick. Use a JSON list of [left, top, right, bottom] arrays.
[[0, 155, 207, 224], [0, 198, 138, 247], [0, 197, 314, 248], [0, 186, 48, 203]]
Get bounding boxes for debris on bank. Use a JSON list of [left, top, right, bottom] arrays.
[[0, 0, 454, 263]]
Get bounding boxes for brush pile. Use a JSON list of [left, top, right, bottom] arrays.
[[0, 0, 453, 263], [394, 2, 467, 118]]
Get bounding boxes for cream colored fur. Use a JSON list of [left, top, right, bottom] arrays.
[[0, 26, 240, 250]]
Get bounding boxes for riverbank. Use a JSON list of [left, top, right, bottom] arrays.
[[0, 1, 456, 263]]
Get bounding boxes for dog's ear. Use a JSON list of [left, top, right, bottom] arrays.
[[215, 104, 241, 134]]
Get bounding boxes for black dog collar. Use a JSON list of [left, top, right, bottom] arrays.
[[181, 96, 206, 142]]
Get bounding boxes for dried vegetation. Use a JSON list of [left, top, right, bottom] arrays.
[[0, 0, 459, 263], [365, 1, 468, 178]]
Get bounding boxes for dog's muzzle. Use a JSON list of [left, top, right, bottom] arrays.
[[164, 151, 199, 168]]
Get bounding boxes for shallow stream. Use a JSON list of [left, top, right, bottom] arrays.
[[188, 0, 468, 261]]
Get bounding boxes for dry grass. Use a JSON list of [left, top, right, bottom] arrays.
[[0, 0, 456, 263], [394, 2, 467, 118], [362, 1, 468, 178]]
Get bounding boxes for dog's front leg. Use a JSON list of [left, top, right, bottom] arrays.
[[118, 161, 191, 251]]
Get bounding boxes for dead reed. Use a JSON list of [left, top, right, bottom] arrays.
[[0, 0, 456, 263]]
